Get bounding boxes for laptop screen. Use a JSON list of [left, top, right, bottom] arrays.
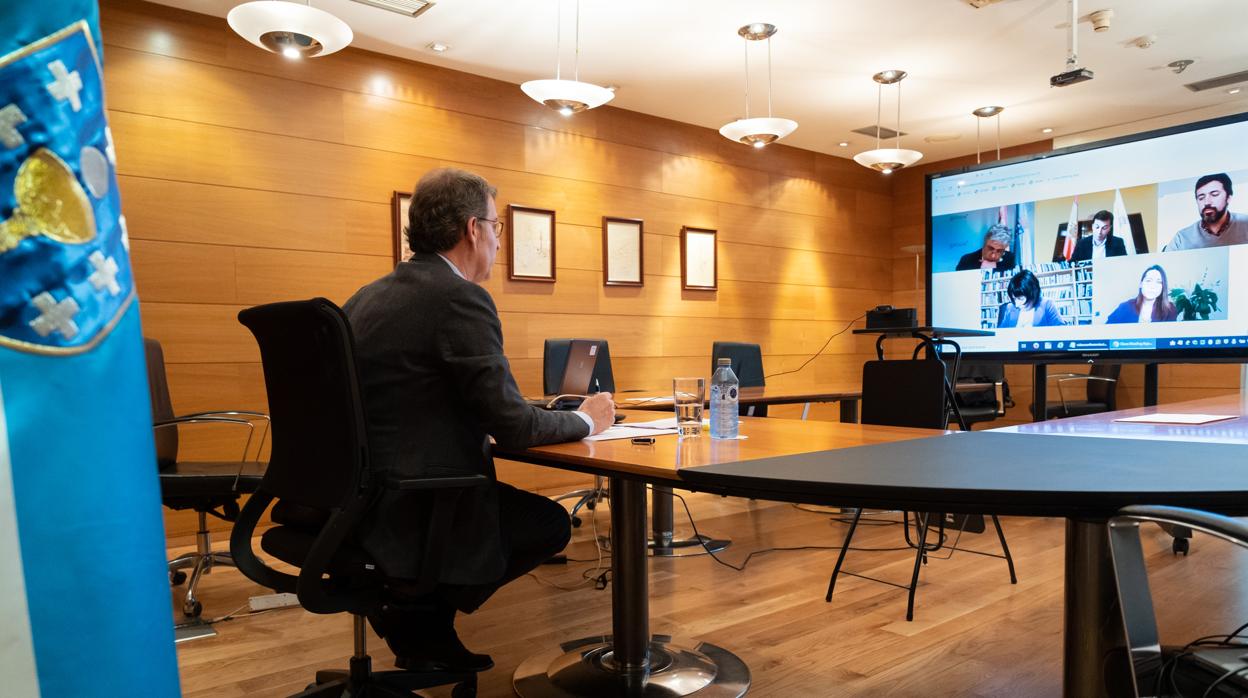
[[558, 340, 600, 395]]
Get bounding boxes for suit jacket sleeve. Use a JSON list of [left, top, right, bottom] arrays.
[[1109, 237, 1127, 256], [436, 280, 589, 450], [1071, 237, 1091, 262]]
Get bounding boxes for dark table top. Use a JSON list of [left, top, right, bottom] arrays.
[[852, 326, 995, 338], [678, 431, 1248, 519]]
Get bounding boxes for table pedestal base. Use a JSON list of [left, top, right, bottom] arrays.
[[514, 634, 749, 697], [599, 534, 732, 558]]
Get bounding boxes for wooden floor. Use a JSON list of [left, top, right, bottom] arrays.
[[172, 492, 1248, 697]]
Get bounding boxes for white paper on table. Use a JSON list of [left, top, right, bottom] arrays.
[[584, 425, 679, 442], [1112, 413, 1239, 425]]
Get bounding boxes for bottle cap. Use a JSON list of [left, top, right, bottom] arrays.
[[717, 358, 732, 366]]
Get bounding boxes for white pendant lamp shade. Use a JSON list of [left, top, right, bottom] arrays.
[[523, 1, 612, 115], [520, 79, 614, 115], [855, 70, 923, 174], [720, 23, 797, 148], [852, 148, 923, 174], [227, 1, 353, 59], [719, 117, 798, 148]]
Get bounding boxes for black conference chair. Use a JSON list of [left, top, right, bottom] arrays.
[[144, 338, 266, 619], [1031, 363, 1121, 419], [826, 359, 1017, 621], [232, 298, 483, 698], [544, 338, 614, 527], [952, 362, 1011, 429], [711, 341, 767, 417], [1109, 506, 1248, 697]]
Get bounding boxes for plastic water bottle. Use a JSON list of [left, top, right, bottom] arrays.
[[710, 358, 739, 439]]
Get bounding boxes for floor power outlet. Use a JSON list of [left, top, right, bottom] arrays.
[[248, 593, 301, 612]]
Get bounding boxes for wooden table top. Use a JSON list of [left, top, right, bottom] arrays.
[[994, 392, 1248, 445], [494, 409, 940, 484], [613, 382, 862, 410]]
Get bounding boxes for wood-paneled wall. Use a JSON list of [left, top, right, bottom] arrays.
[[890, 144, 1244, 427], [100, 1, 897, 536]]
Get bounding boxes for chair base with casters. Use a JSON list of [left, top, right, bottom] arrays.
[[825, 509, 1017, 621], [553, 475, 606, 528], [166, 509, 238, 618], [291, 616, 476, 698]]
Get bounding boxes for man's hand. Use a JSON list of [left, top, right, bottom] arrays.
[[578, 392, 616, 435]]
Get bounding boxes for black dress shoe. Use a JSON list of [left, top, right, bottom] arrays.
[[394, 650, 493, 673]]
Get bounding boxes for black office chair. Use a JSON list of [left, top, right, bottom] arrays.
[[544, 338, 614, 527], [1030, 363, 1121, 419], [1109, 505, 1248, 697], [826, 359, 1017, 621], [144, 338, 266, 619], [232, 298, 483, 698], [711, 341, 767, 417], [952, 362, 1011, 430]]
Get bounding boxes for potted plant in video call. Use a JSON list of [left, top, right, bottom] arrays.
[[1170, 271, 1221, 321]]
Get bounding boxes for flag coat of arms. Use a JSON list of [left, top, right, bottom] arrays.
[[0, 2, 180, 695]]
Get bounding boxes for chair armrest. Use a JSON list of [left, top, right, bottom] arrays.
[[228, 490, 298, 595], [1052, 375, 1118, 417], [154, 416, 255, 462], [387, 474, 490, 491], [1108, 505, 1248, 696], [177, 411, 270, 462], [1113, 505, 1248, 549]]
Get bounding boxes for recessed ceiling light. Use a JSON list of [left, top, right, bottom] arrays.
[[1230, 88, 1243, 95], [1041, 127, 1054, 134], [838, 141, 849, 147], [427, 41, 449, 52]]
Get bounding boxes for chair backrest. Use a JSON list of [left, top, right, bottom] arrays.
[[543, 338, 616, 394], [861, 359, 949, 429], [237, 299, 369, 512], [951, 361, 1006, 410], [711, 342, 765, 388], [142, 338, 179, 469], [1088, 363, 1121, 407]]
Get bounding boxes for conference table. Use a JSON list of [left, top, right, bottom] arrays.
[[498, 394, 1248, 697], [616, 382, 861, 557]]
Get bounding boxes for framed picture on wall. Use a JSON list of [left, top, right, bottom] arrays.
[[391, 190, 412, 265], [602, 216, 644, 286], [681, 226, 717, 291], [508, 205, 557, 282]]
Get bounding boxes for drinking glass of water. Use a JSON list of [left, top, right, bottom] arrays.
[[672, 377, 705, 437]]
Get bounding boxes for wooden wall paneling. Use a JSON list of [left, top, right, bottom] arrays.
[[140, 302, 258, 364], [233, 247, 393, 306], [129, 239, 238, 303], [119, 176, 390, 256]]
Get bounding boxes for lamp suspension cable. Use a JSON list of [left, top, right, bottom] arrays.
[[743, 38, 750, 119], [976, 117, 982, 164], [875, 82, 883, 149], [895, 79, 902, 150], [554, 1, 561, 80], [574, 0, 580, 83], [996, 112, 1001, 161], [767, 35, 773, 117]]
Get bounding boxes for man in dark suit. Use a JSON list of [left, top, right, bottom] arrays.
[[955, 224, 1017, 271], [1071, 209, 1127, 262], [343, 168, 615, 672]]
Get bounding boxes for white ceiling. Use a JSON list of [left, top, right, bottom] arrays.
[[147, 0, 1248, 161]]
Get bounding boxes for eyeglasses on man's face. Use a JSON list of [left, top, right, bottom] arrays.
[[477, 217, 505, 235]]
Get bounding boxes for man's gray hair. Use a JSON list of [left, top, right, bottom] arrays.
[[405, 168, 497, 255], [984, 224, 1012, 247]]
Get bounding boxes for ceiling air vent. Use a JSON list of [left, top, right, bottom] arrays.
[[1184, 69, 1248, 92], [851, 125, 906, 139], [350, 0, 435, 18]]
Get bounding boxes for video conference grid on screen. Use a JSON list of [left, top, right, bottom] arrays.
[[928, 115, 1248, 356]]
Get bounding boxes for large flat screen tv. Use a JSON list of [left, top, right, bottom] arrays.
[[927, 112, 1248, 362]]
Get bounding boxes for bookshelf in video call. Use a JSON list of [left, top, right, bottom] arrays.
[[979, 262, 1095, 329]]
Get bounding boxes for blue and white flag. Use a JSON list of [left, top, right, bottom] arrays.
[[0, 2, 180, 695]]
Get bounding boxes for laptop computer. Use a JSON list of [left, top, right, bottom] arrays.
[[528, 339, 600, 410]]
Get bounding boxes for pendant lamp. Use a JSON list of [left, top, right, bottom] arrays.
[[227, 1, 353, 59], [853, 70, 923, 174], [719, 23, 797, 148], [520, 0, 614, 115], [973, 105, 1004, 163]]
